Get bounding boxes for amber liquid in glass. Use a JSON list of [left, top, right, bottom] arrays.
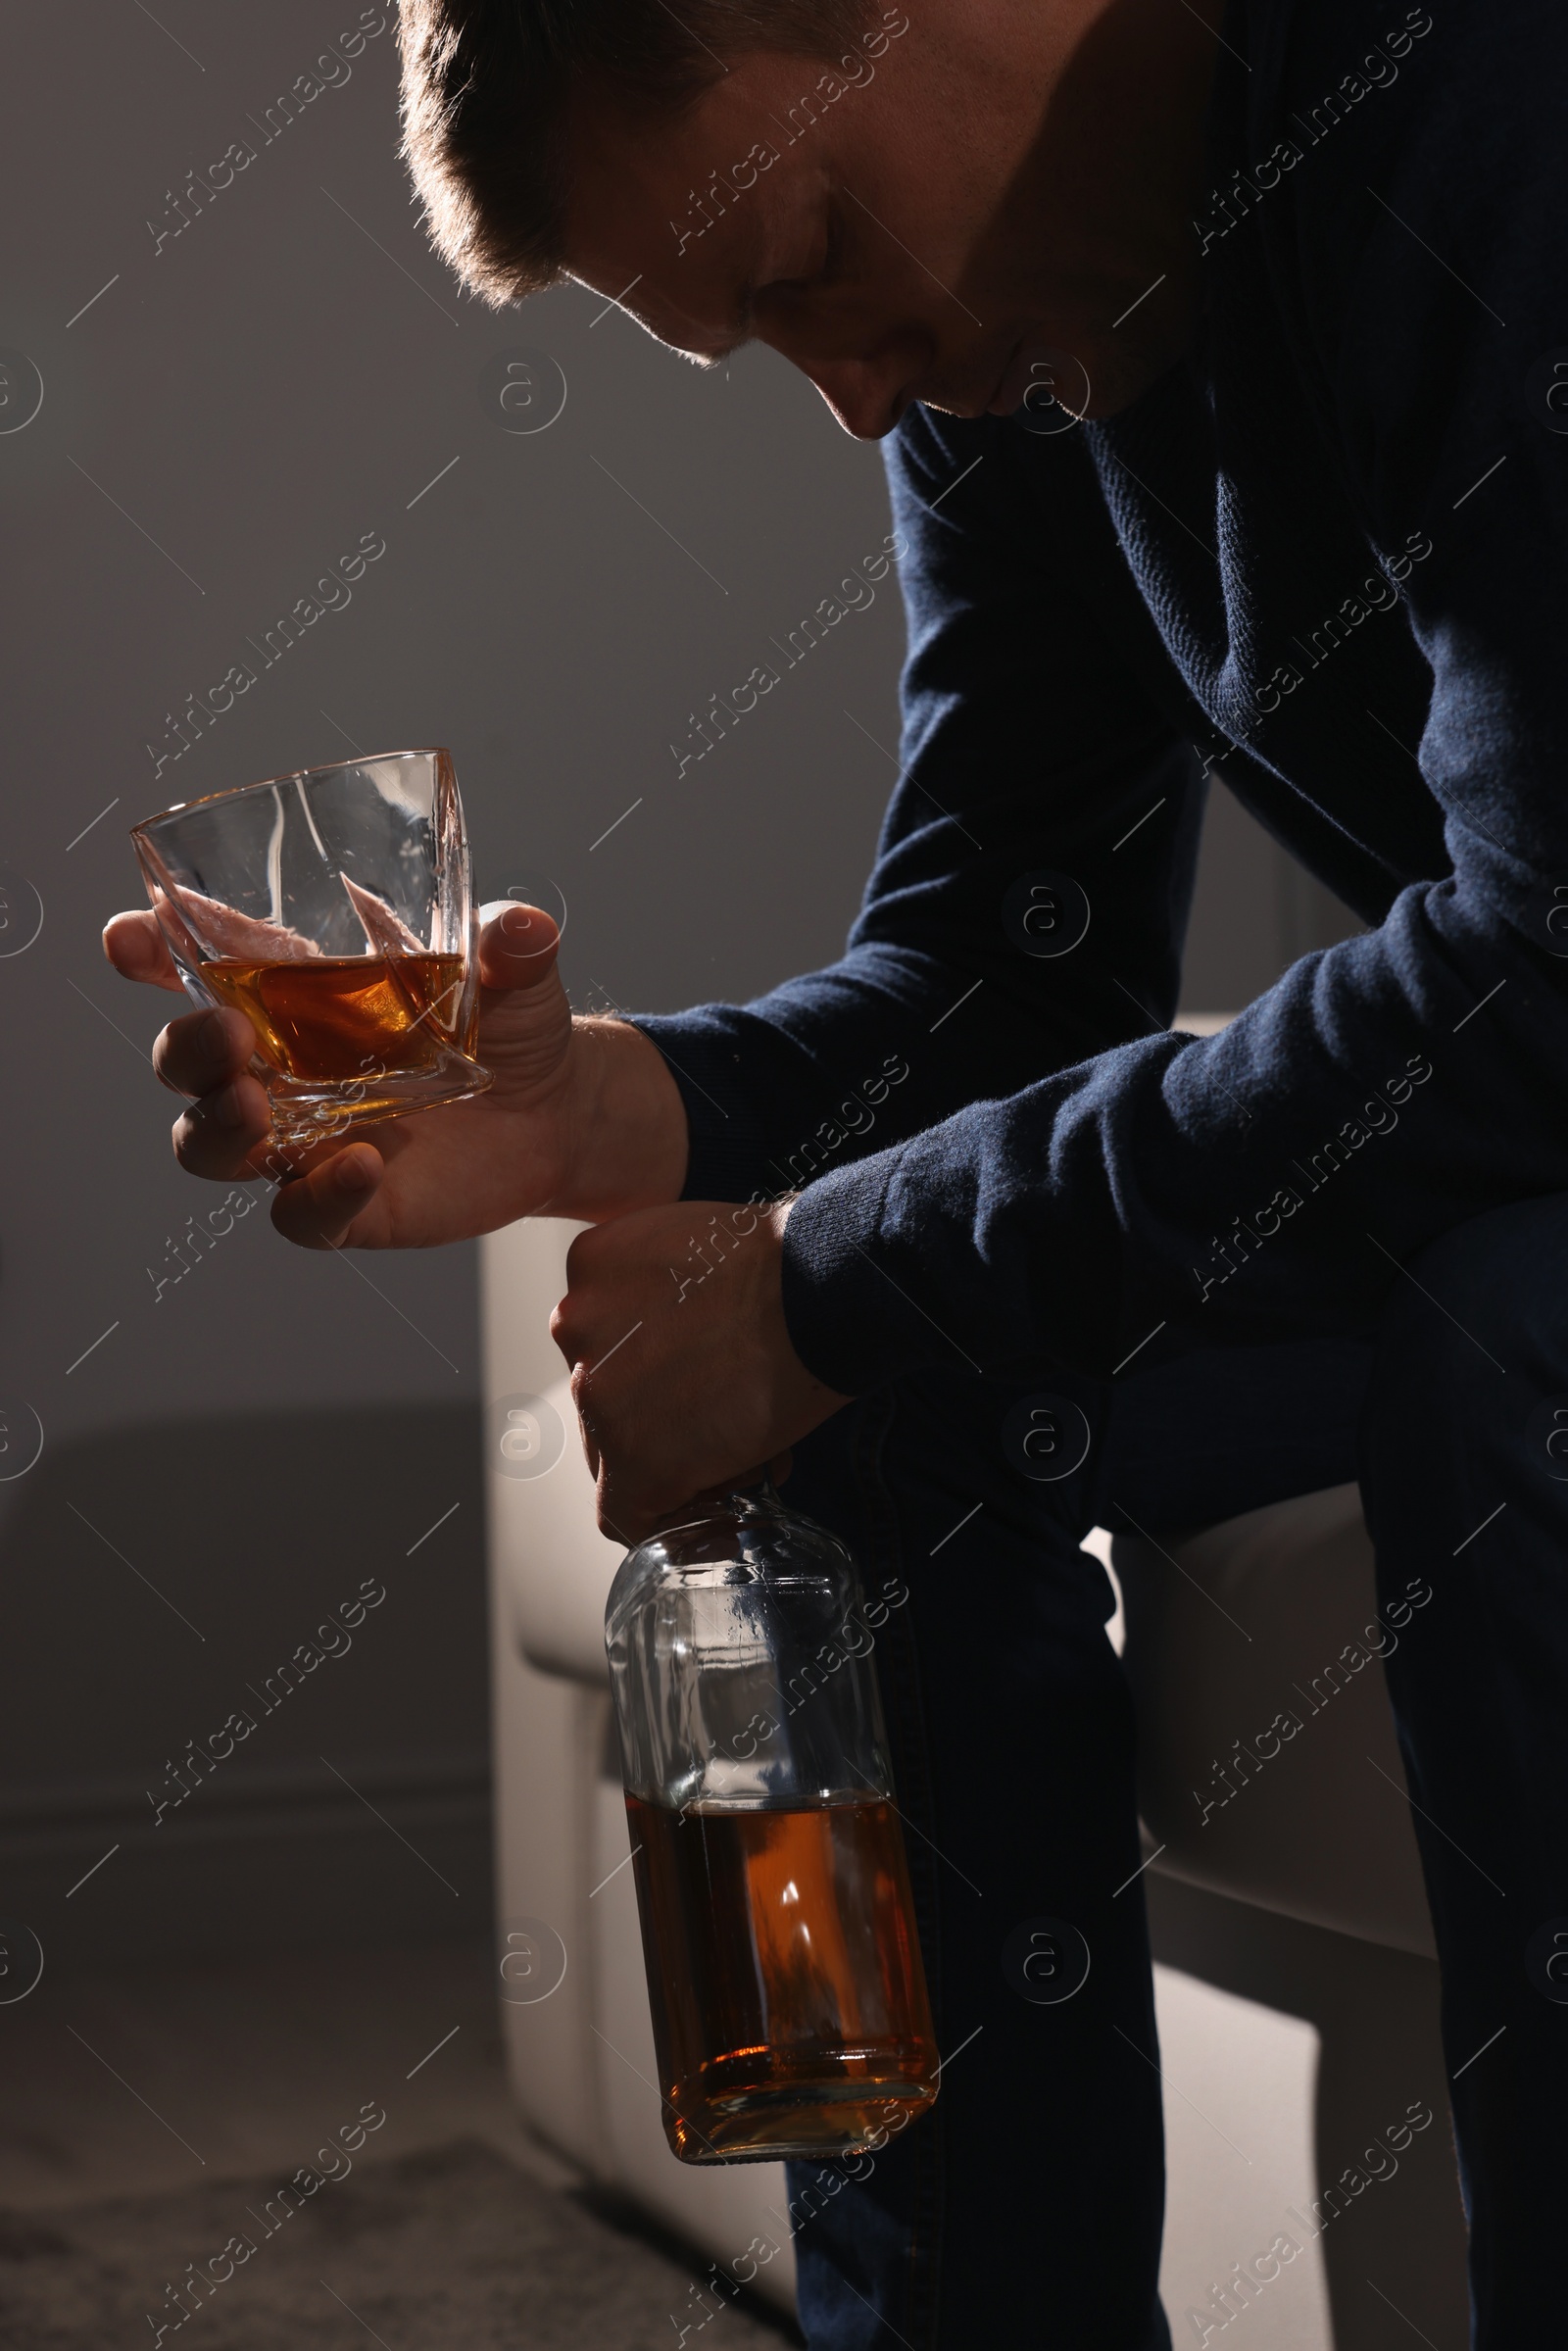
[[626, 1792, 939, 2163], [199, 954, 470, 1084]]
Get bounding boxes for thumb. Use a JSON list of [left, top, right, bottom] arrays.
[[103, 908, 185, 993], [477, 901, 562, 993]]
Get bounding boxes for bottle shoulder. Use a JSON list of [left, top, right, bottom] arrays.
[[604, 1494, 860, 1645]]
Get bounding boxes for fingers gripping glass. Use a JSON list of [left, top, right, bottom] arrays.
[[131, 750, 492, 1150]]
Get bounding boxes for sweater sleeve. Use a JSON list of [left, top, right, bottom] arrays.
[[771, 0, 1568, 1396], [631, 401, 1206, 1217]]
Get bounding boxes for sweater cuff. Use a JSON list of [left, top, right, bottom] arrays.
[[779, 1147, 956, 1397], [627, 1012, 785, 1203], [631, 1009, 964, 1396]]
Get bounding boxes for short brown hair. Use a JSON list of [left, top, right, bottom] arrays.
[[400, 0, 875, 307]]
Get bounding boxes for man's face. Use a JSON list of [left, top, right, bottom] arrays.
[[563, 0, 1220, 439]]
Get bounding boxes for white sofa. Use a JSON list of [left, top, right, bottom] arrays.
[[482, 1216, 1469, 2348]]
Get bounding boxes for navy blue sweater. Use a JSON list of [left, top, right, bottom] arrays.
[[635, 0, 1568, 1395]]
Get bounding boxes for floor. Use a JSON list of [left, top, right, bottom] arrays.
[[0, 1934, 805, 2350], [1, 1919, 1469, 2350], [0, 1935, 567, 2215]]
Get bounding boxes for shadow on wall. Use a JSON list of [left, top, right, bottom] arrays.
[[0, 1403, 490, 1969]]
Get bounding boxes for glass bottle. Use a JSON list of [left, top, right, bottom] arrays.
[[604, 1479, 940, 2165]]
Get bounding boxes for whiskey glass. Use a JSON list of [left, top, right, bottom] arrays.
[[131, 749, 491, 1149]]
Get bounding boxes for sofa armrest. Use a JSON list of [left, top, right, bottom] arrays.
[[1116, 1485, 1436, 1958], [480, 1217, 622, 1688]]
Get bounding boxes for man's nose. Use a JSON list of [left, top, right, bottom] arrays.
[[807, 367, 909, 439], [786, 333, 937, 441], [804, 352, 926, 442]]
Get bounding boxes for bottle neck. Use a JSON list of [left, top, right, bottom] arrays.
[[724, 1471, 783, 1516]]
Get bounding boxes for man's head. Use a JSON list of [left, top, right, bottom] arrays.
[[400, 0, 1223, 438]]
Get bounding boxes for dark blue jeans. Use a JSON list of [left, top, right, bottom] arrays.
[[780, 1194, 1568, 2349]]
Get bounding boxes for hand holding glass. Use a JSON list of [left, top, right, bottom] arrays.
[[130, 750, 491, 1151]]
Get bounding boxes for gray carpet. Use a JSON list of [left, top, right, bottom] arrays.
[[0, 2138, 801, 2349]]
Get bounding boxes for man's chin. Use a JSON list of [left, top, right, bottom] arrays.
[[912, 340, 1098, 428], [913, 390, 994, 422], [919, 339, 1191, 429]]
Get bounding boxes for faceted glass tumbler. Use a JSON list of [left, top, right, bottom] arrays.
[[131, 749, 491, 1149]]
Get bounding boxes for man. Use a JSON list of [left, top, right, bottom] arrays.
[[107, 0, 1567, 2339]]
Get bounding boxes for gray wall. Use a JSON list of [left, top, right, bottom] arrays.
[[1184, 779, 1363, 1011], [0, 0, 1353, 1965]]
